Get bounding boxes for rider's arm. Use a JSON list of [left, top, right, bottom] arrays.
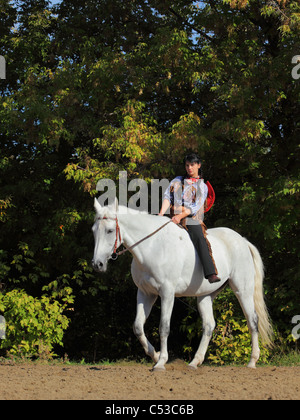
[[159, 177, 182, 216], [171, 206, 191, 224], [158, 198, 171, 216]]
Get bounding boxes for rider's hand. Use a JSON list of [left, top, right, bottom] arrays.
[[171, 215, 182, 224]]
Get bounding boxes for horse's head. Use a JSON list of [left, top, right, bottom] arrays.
[[92, 198, 120, 272]]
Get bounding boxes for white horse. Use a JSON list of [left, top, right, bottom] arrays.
[[92, 198, 273, 370]]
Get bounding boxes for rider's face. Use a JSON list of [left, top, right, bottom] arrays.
[[185, 161, 201, 178]]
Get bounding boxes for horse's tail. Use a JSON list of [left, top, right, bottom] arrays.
[[247, 240, 273, 347]]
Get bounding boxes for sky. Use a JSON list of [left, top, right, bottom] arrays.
[[49, 0, 61, 5]]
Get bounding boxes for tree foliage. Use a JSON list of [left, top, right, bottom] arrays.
[[0, 0, 299, 361]]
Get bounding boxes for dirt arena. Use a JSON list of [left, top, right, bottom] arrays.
[[0, 360, 299, 400]]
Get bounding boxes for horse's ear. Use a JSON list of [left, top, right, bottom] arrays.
[[112, 197, 119, 213], [94, 197, 102, 214]]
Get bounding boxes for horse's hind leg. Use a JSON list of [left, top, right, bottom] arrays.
[[230, 280, 260, 368], [133, 289, 159, 363], [189, 295, 215, 370]]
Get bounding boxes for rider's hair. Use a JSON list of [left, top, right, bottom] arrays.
[[183, 153, 202, 165]]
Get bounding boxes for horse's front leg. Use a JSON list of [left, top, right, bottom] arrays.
[[133, 289, 159, 363], [153, 291, 175, 371], [189, 295, 216, 370]]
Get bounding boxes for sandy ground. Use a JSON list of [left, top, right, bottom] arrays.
[[0, 360, 299, 400]]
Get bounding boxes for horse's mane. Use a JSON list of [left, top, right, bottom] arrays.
[[95, 204, 150, 220], [118, 205, 149, 215]]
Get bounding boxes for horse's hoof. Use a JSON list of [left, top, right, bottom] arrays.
[[188, 363, 198, 371], [247, 358, 257, 369], [152, 365, 166, 372], [247, 364, 256, 369]]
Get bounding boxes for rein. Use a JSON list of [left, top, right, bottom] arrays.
[[98, 216, 173, 260]]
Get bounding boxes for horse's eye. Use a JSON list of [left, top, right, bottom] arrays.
[[107, 229, 114, 234]]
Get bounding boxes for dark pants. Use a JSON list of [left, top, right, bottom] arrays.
[[186, 222, 216, 278]]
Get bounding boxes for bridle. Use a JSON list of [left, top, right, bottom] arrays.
[[97, 215, 173, 261], [99, 216, 122, 260]]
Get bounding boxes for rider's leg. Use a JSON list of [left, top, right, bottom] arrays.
[[186, 222, 220, 283]]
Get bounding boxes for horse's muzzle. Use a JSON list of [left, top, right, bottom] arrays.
[[92, 259, 107, 273]]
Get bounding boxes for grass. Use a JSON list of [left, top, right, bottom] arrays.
[[1, 351, 299, 368], [267, 349, 300, 367]]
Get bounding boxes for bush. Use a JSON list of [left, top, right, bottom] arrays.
[[208, 301, 269, 365], [0, 288, 73, 358]]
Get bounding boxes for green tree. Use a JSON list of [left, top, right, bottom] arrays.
[[0, 0, 299, 361]]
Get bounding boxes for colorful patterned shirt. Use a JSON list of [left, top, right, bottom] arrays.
[[164, 176, 208, 221]]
